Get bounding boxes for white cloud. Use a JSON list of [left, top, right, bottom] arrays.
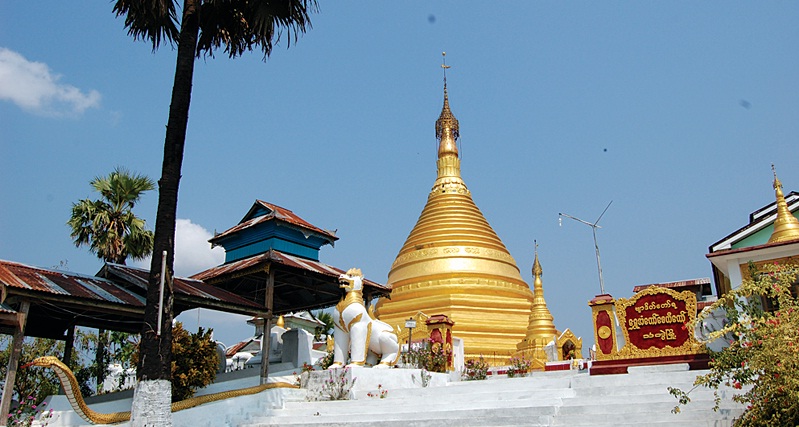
[[134, 219, 226, 277], [0, 47, 101, 117]]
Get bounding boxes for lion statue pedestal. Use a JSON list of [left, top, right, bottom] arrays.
[[329, 268, 400, 369]]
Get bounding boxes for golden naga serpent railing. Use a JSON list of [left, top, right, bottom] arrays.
[[22, 356, 298, 425]]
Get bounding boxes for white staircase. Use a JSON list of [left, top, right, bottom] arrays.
[[235, 364, 744, 427]]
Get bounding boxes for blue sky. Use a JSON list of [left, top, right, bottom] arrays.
[[1, 2, 798, 347]]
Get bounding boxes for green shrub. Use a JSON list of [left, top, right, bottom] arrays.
[[170, 323, 218, 402]]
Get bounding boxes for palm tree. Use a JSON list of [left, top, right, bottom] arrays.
[[312, 310, 334, 341], [111, 1, 317, 422], [68, 167, 155, 265]]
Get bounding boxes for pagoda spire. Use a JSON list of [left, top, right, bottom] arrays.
[[436, 52, 459, 157], [432, 52, 466, 194], [517, 242, 558, 351], [767, 164, 799, 244], [532, 242, 545, 303]]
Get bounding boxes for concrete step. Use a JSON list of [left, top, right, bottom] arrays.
[[242, 417, 551, 427], [276, 395, 563, 416], [241, 406, 555, 427], [552, 407, 742, 426], [348, 384, 576, 401], [562, 386, 736, 405]]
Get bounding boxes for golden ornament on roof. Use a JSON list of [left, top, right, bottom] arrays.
[[767, 164, 799, 244]]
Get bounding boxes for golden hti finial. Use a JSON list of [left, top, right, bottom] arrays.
[[276, 315, 285, 329], [768, 164, 799, 244], [532, 240, 542, 278], [436, 52, 459, 154]]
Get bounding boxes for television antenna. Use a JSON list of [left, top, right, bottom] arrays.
[[559, 201, 613, 295]]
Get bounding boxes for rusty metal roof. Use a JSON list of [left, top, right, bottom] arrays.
[[210, 200, 338, 244], [99, 263, 265, 313], [192, 249, 388, 291], [632, 277, 711, 293], [0, 260, 145, 307], [0, 259, 269, 339]]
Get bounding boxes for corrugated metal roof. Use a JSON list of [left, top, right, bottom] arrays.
[[0, 260, 145, 307], [0, 303, 16, 315], [101, 263, 264, 310], [210, 200, 337, 243], [632, 278, 711, 293], [191, 249, 389, 291]]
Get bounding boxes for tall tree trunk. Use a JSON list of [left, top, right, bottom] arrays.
[[132, 0, 199, 425]]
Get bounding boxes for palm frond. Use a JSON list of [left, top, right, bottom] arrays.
[[113, 0, 180, 51], [196, 0, 318, 59]]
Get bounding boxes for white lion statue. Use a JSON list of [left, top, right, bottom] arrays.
[[329, 268, 400, 369]]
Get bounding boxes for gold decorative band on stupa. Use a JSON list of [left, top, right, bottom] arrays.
[[768, 164, 799, 244]]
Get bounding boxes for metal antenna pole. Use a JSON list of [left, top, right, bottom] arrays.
[[559, 201, 613, 295]]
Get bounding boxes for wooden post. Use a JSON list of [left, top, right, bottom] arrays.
[[62, 324, 75, 367], [96, 329, 107, 390], [259, 266, 275, 385], [59, 324, 76, 395], [0, 301, 30, 425]]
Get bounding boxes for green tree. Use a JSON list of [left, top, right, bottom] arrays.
[[110, 5, 318, 416], [670, 260, 799, 426], [68, 167, 152, 389], [0, 337, 62, 404], [68, 167, 155, 265], [0, 334, 98, 404]]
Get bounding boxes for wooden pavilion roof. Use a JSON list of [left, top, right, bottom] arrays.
[[192, 249, 390, 314], [0, 260, 265, 339]]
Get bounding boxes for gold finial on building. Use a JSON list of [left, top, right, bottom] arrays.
[[430, 52, 466, 195], [276, 315, 285, 329], [768, 164, 799, 244], [436, 52, 459, 155], [532, 240, 543, 278]]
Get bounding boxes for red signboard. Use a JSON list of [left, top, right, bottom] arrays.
[[623, 291, 690, 350]]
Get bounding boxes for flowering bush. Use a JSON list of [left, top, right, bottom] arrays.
[[7, 396, 54, 427], [319, 366, 356, 400], [407, 341, 450, 373], [669, 260, 799, 426], [507, 356, 532, 378], [366, 384, 388, 399], [463, 356, 489, 381], [293, 362, 316, 387]]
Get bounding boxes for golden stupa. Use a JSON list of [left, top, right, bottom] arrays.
[[375, 59, 534, 363], [768, 165, 799, 244], [515, 245, 558, 366]]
